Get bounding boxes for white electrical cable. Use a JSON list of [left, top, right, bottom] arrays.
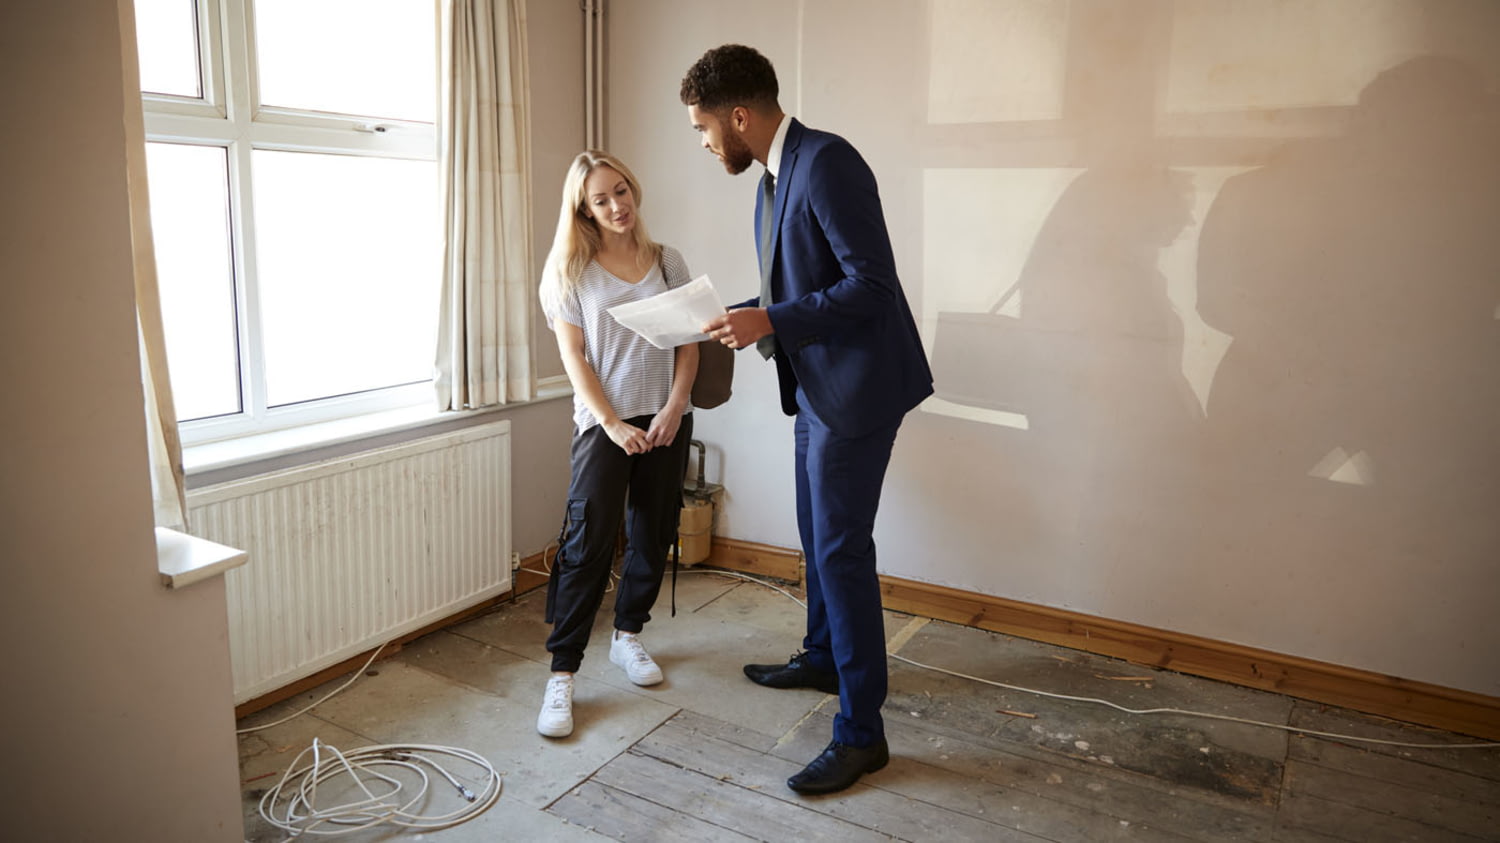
[[239, 647, 504, 835], [684, 569, 1500, 751], [236, 642, 390, 735], [257, 738, 502, 836]]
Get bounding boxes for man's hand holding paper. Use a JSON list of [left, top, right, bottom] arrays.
[[702, 307, 772, 351]]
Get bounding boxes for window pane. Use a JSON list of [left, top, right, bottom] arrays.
[[145, 143, 241, 420], [253, 0, 436, 122], [252, 150, 439, 407], [135, 0, 202, 98]]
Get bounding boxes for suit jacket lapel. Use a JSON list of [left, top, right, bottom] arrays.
[[768, 119, 804, 283]]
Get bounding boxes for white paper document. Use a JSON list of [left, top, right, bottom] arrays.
[[607, 274, 727, 349]]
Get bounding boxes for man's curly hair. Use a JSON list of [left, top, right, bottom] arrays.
[[680, 44, 779, 112]]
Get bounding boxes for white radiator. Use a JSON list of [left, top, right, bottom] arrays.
[[187, 422, 512, 703]]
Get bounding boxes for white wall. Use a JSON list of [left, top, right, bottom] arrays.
[[0, 1, 243, 838], [607, 0, 1500, 696]]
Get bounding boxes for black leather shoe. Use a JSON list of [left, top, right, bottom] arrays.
[[787, 739, 890, 795], [743, 652, 839, 694]]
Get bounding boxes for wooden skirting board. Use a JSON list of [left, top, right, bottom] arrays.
[[878, 575, 1500, 742], [701, 539, 1498, 741], [704, 536, 803, 581], [240, 540, 1499, 742]]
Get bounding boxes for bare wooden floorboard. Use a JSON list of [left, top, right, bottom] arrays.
[[786, 678, 1290, 834], [548, 613, 1500, 843], [1276, 700, 1500, 841], [881, 639, 1290, 808], [1282, 757, 1498, 840], [1288, 702, 1500, 780], [1290, 735, 1500, 808], [778, 704, 1277, 842], [873, 711, 1274, 842], [868, 754, 1197, 842], [239, 575, 1500, 842], [870, 686, 1286, 816], [633, 715, 1046, 842], [1274, 787, 1491, 843], [668, 707, 785, 754], [591, 749, 902, 842], [547, 780, 759, 842], [1268, 817, 1351, 843]]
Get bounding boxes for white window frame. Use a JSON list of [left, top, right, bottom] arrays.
[[143, 0, 440, 446]]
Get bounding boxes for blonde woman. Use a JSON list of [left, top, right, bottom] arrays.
[[535, 151, 698, 738]]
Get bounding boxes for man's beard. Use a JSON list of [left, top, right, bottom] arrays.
[[721, 130, 755, 175]]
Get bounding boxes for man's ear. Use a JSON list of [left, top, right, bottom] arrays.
[[730, 105, 750, 133]]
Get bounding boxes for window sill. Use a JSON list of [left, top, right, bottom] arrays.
[[182, 377, 573, 477], [157, 526, 248, 589]]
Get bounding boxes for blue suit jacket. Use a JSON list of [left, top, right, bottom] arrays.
[[750, 119, 933, 437]]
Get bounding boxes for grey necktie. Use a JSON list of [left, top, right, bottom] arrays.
[[756, 171, 776, 359]]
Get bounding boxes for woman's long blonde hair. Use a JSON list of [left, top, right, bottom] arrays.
[[539, 150, 663, 317]]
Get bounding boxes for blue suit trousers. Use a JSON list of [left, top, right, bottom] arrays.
[[793, 387, 900, 748]]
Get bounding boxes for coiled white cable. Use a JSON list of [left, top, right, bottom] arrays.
[[257, 738, 502, 836]]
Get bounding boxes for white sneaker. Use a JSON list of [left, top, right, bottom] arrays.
[[609, 631, 663, 686], [537, 674, 574, 737]]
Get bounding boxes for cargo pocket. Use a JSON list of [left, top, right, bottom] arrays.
[[544, 498, 589, 624]]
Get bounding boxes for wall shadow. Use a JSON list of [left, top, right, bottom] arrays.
[[910, 35, 1499, 643], [1187, 55, 1500, 632], [931, 161, 1207, 578]]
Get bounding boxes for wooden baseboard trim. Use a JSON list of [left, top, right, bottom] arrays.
[[706, 536, 803, 581], [879, 575, 1500, 741], [236, 540, 1497, 741]]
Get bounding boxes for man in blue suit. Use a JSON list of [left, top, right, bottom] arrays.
[[682, 44, 933, 795]]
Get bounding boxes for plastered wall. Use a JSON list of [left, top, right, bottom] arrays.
[[0, 1, 244, 837], [605, 0, 1500, 695]]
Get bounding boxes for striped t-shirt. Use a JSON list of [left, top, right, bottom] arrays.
[[545, 245, 693, 433]]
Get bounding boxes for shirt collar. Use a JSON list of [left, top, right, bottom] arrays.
[[765, 114, 792, 180]]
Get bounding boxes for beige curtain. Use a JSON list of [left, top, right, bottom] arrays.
[[435, 0, 535, 410], [119, 0, 187, 529]]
